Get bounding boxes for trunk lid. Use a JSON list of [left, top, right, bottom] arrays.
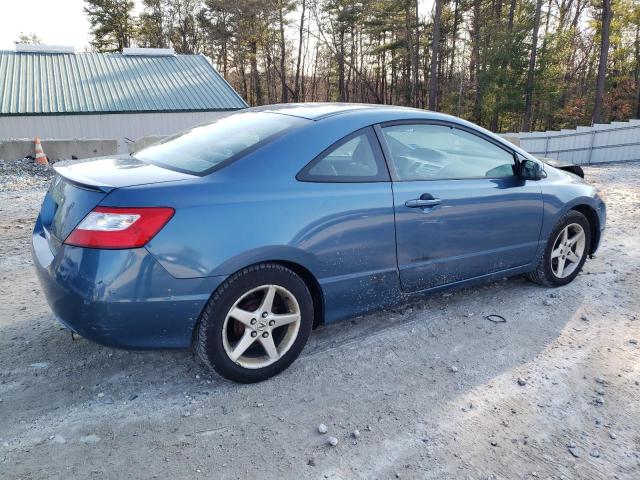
[[38, 156, 194, 250], [39, 175, 109, 248]]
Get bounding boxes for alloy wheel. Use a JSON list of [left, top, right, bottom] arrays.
[[222, 285, 301, 369], [550, 223, 586, 278]]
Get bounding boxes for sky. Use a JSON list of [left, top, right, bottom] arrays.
[[0, 0, 142, 51]]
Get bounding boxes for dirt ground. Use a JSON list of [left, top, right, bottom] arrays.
[[1, 162, 639, 480]]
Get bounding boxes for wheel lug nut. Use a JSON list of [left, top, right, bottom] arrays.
[[261, 312, 268, 318], [262, 332, 269, 338], [250, 318, 257, 325], [251, 331, 257, 338], [269, 320, 275, 326]]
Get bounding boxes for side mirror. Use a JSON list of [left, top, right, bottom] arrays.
[[520, 159, 545, 180]]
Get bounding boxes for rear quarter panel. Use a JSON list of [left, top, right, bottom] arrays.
[[102, 120, 399, 322]]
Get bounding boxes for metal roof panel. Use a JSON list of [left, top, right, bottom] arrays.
[[0, 51, 247, 115]]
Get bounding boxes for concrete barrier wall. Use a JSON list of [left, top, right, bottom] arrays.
[[129, 135, 167, 154], [0, 111, 228, 154], [0, 139, 118, 161]]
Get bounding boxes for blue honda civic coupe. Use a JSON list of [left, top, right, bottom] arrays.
[[32, 103, 606, 382]]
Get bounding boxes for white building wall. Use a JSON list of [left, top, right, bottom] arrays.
[[0, 111, 229, 154]]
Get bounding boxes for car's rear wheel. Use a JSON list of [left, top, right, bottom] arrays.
[[195, 263, 313, 383], [527, 210, 591, 287]]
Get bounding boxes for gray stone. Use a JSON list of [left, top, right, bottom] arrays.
[[318, 423, 328, 434], [79, 434, 100, 444], [29, 362, 49, 369], [327, 436, 338, 447]]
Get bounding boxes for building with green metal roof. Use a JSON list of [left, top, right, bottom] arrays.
[[0, 46, 247, 155]]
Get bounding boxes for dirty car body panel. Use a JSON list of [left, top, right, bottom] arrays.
[[32, 104, 606, 349]]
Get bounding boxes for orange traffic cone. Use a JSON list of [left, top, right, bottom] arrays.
[[34, 137, 49, 165]]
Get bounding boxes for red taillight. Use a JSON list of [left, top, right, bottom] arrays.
[[64, 207, 175, 249]]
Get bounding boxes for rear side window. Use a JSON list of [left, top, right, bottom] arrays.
[[297, 128, 389, 182], [135, 111, 306, 175]]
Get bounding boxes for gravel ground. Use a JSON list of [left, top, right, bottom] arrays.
[[0, 158, 54, 191], [1, 161, 639, 479]]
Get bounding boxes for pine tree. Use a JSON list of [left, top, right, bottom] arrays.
[[84, 0, 136, 52]]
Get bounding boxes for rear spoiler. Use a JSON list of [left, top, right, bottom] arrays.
[[53, 163, 115, 193]]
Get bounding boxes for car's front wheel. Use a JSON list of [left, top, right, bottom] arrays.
[[527, 210, 591, 287], [195, 263, 313, 383]]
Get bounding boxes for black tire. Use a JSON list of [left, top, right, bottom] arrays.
[[195, 263, 313, 383], [527, 210, 591, 287]]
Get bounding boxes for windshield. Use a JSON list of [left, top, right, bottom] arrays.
[[135, 111, 306, 174]]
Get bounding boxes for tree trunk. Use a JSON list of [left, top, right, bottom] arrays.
[[470, 0, 482, 122], [405, 1, 415, 106], [311, 43, 319, 101], [448, 0, 460, 81], [337, 26, 346, 102], [413, 0, 420, 107], [250, 40, 263, 106], [522, 0, 543, 132], [635, 24, 640, 118], [592, 0, 612, 124], [507, 0, 516, 32], [294, 0, 306, 102], [428, 0, 443, 110], [278, 1, 288, 103]]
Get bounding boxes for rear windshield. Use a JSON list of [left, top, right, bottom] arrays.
[[134, 111, 306, 174]]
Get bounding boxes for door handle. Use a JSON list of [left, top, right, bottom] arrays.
[[405, 198, 442, 208]]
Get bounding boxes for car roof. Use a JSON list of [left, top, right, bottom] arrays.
[[246, 103, 538, 162], [249, 102, 418, 121]]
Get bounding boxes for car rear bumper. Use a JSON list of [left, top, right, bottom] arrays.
[[32, 219, 225, 349]]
